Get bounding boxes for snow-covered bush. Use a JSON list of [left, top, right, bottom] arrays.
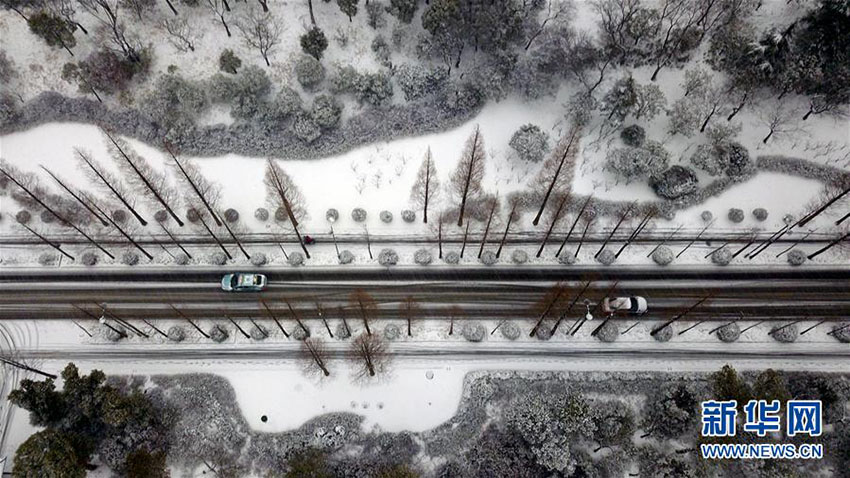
[[557, 252, 578, 265], [81, 251, 99, 266], [366, 1, 386, 28], [690, 144, 724, 176], [338, 250, 354, 264], [394, 64, 449, 101], [501, 322, 520, 340], [223, 208, 239, 223], [105, 326, 125, 342], [605, 144, 669, 181], [711, 247, 733, 266], [174, 252, 190, 265], [287, 252, 305, 266], [652, 246, 674, 266], [653, 324, 673, 342], [250, 253, 268, 267], [480, 251, 498, 266], [596, 250, 616, 266], [351, 208, 367, 222], [783, 214, 796, 225], [112, 209, 128, 224], [787, 249, 807, 266], [261, 87, 303, 124], [535, 324, 553, 341], [219, 49, 242, 74], [444, 251, 460, 265], [650, 165, 699, 199], [414, 249, 432, 265], [154, 210, 168, 222], [291, 113, 322, 143], [38, 253, 58, 266], [250, 324, 268, 341], [209, 325, 229, 343], [509, 124, 549, 163], [752, 208, 769, 221], [620, 124, 646, 147], [254, 208, 269, 221], [39, 209, 55, 223], [718, 142, 752, 178], [772, 324, 799, 343], [380, 210, 393, 223], [596, 321, 619, 343], [121, 251, 140, 266], [274, 207, 288, 222], [716, 322, 741, 343], [140, 74, 208, 134], [300, 26, 328, 60], [210, 252, 227, 266], [701, 210, 713, 222], [186, 208, 200, 223], [462, 323, 486, 342], [378, 248, 398, 266], [401, 209, 415, 222], [292, 325, 309, 340], [326, 208, 339, 222], [831, 323, 850, 343], [331, 66, 394, 107], [728, 208, 746, 223], [511, 250, 529, 264], [371, 35, 391, 67], [335, 322, 351, 339], [384, 324, 401, 341], [295, 54, 325, 91], [208, 66, 271, 120], [311, 95, 342, 129], [167, 325, 185, 342]]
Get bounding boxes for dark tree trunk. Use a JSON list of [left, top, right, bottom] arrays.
[[79, 153, 147, 226], [165, 0, 179, 15], [460, 221, 470, 258], [537, 194, 568, 258], [19, 223, 75, 261], [41, 166, 109, 226], [477, 200, 496, 258]]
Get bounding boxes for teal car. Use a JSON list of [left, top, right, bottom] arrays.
[[221, 273, 267, 292]]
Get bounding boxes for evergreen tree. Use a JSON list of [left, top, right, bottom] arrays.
[[13, 429, 87, 478], [27, 10, 77, 50], [300, 26, 328, 60], [336, 0, 358, 21]]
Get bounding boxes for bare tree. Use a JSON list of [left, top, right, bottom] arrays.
[[49, 0, 88, 34], [77, 148, 147, 226], [530, 283, 569, 337], [537, 192, 569, 257], [204, 0, 232, 36], [350, 333, 388, 378], [168, 147, 223, 226], [450, 126, 486, 227], [410, 147, 440, 224], [524, 0, 573, 50], [120, 0, 155, 20], [265, 159, 310, 258], [76, 0, 141, 61], [40, 166, 109, 226], [648, 0, 703, 81], [758, 100, 797, 144], [477, 194, 500, 258], [446, 305, 464, 336], [399, 296, 420, 337], [237, 7, 282, 66], [301, 337, 330, 376], [496, 194, 522, 258], [532, 125, 580, 226], [350, 289, 377, 336], [161, 17, 198, 52]]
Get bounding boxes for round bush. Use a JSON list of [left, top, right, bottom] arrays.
[[81, 251, 99, 266], [414, 248, 432, 265], [254, 208, 269, 221], [209, 325, 229, 343], [186, 208, 200, 223], [653, 324, 673, 342], [596, 250, 616, 266], [338, 250, 355, 264], [620, 124, 646, 147], [444, 251, 460, 265], [700, 210, 713, 222], [288, 251, 305, 266], [251, 324, 269, 341], [509, 124, 550, 163], [38, 253, 58, 266], [650, 165, 699, 200], [480, 251, 498, 266], [121, 251, 140, 266], [716, 322, 741, 343], [401, 209, 415, 223], [274, 207, 289, 222], [782, 214, 796, 225], [250, 252, 268, 266], [295, 54, 325, 90], [831, 323, 850, 343], [351, 208, 367, 222], [154, 210, 169, 223], [596, 321, 620, 343], [535, 324, 553, 341], [378, 248, 399, 266], [787, 249, 807, 266], [711, 247, 733, 266], [210, 252, 228, 265], [462, 323, 486, 342], [112, 209, 128, 224], [292, 325, 310, 340], [326, 208, 339, 222], [500, 322, 520, 340], [174, 252, 190, 265], [15, 210, 31, 224], [380, 210, 393, 223], [384, 324, 401, 341], [772, 324, 799, 343], [559, 252, 577, 265], [752, 208, 769, 221], [40, 209, 56, 223], [167, 326, 186, 342], [720, 142, 752, 177], [727, 208, 744, 223], [511, 250, 529, 264], [335, 322, 351, 339], [224, 208, 239, 223], [652, 246, 675, 266]]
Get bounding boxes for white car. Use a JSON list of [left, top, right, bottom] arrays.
[[602, 296, 648, 315], [221, 273, 267, 292]]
